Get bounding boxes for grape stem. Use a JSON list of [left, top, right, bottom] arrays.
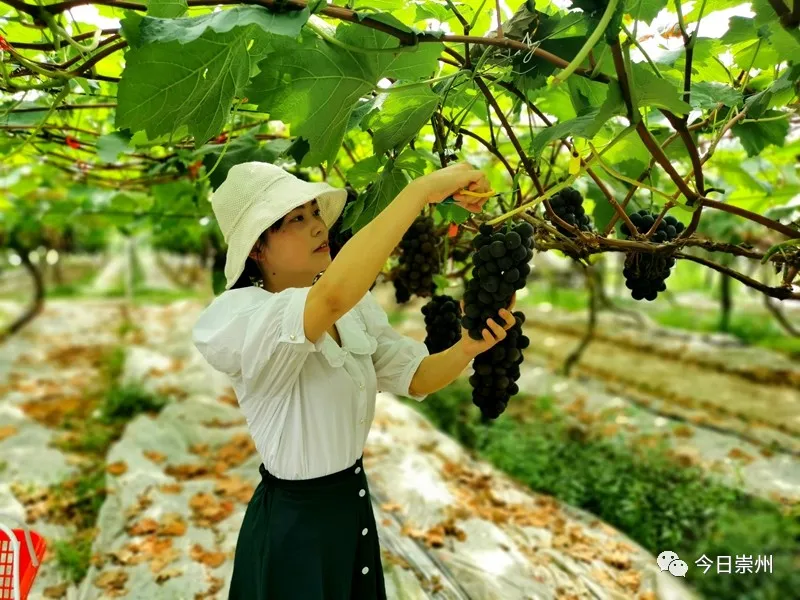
[[485, 125, 636, 229], [551, 0, 620, 86]]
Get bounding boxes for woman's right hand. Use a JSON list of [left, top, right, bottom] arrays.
[[410, 162, 493, 213]]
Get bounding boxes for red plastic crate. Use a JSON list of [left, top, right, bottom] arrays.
[[0, 514, 46, 600]]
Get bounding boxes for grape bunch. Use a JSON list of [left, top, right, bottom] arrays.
[[470, 310, 529, 420], [461, 222, 533, 341], [328, 184, 358, 259], [621, 210, 683, 301], [394, 216, 442, 303], [421, 295, 463, 354], [621, 209, 685, 241], [547, 187, 593, 236]]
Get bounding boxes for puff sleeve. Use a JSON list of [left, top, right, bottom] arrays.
[[356, 291, 430, 401], [192, 287, 324, 397]]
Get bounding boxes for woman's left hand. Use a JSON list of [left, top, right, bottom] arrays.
[[457, 293, 517, 359]]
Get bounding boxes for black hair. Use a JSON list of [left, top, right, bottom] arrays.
[[229, 216, 285, 289]]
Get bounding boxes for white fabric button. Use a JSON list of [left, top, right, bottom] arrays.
[[359, 418, 365, 424], [362, 528, 368, 536], [355, 467, 361, 474], [289, 334, 296, 340], [362, 567, 369, 575], [359, 383, 364, 390], [359, 489, 366, 497]]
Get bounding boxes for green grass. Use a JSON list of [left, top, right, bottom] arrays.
[[53, 532, 94, 584], [100, 383, 169, 423], [402, 382, 800, 600]]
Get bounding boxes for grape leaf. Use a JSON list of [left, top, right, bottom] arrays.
[[623, 0, 667, 24], [197, 131, 290, 190], [631, 64, 691, 115], [528, 81, 624, 156], [116, 27, 253, 148], [139, 5, 308, 45], [348, 98, 378, 133], [745, 64, 800, 115], [246, 21, 441, 167], [683, 0, 734, 22], [96, 132, 135, 163], [689, 82, 742, 110], [528, 112, 602, 157], [369, 86, 441, 155], [732, 110, 790, 157], [347, 155, 384, 188], [350, 162, 409, 232], [147, 0, 188, 19]]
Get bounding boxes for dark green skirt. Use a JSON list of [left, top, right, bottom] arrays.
[[228, 455, 387, 600]]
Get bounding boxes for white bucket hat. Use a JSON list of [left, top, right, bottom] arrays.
[[211, 161, 348, 290]]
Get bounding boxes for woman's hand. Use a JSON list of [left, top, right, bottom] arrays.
[[410, 162, 493, 213], [457, 293, 517, 359]]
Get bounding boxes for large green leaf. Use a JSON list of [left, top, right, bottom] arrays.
[[528, 112, 601, 157], [623, 0, 667, 24], [147, 0, 187, 19], [368, 87, 440, 155], [139, 5, 309, 45], [116, 27, 254, 147], [96, 132, 135, 163], [689, 82, 742, 110], [246, 20, 441, 167], [350, 161, 409, 232], [732, 109, 790, 157], [197, 131, 291, 190], [346, 155, 384, 188], [631, 65, 692, 115]]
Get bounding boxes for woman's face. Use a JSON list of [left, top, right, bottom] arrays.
[[251, 198, 331, 291]]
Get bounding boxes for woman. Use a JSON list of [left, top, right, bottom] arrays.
[[192, 160, 517, 599]]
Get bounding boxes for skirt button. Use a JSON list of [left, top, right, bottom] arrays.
[[362, 567, 369, 575], [355, 466, 361, 474], [362, 528, 368, 536], [359, 489, 366, 497]]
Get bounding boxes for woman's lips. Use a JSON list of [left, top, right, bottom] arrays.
[[314, 242, 329, 253]]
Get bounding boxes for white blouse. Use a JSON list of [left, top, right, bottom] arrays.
[[191, 286, 430, 480]]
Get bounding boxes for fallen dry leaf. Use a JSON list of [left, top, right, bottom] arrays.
[[189, 492, 235, 527], [196, 574, 225, 599], [0, 425, 19, 441], [214, 433, 257, 470], [94, 569, 128, 591], [159, 483, 183, 494], [672, 424, 694, 438], [165, 463, 211, 481], [150, 546, 181, 574], [190, 543, 227, 568], [214, 476, 254, 504], [619, 570, 642, 592], [42, 582, 69, 598], [380, 502, 404, 514], [154, 566, 184, 584], [144, 450, 167, 464], [217, 391, 238, 407], [106, 461, 128, 476], [728, 447, 755, 464], [158, 513, 187, 537], [127, 517, 159, 536]]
